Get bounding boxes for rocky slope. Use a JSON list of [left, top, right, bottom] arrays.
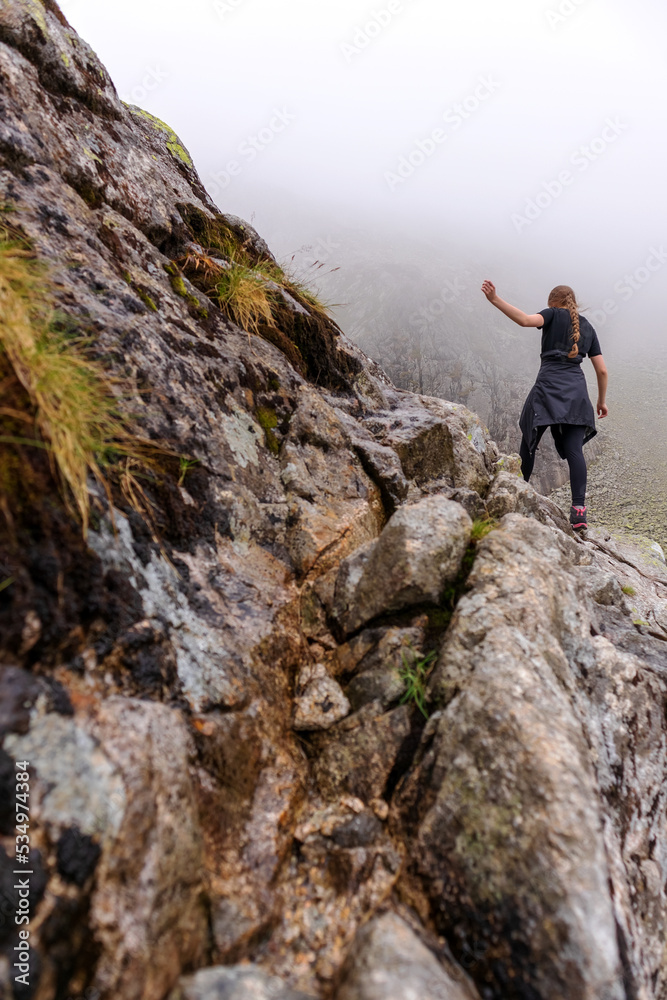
[[1, 4, 667, 1000]]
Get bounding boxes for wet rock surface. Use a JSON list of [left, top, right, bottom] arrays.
[[1, 4, 667, 1000]]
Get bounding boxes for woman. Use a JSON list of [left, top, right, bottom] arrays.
[[481, 280, 608, 532]]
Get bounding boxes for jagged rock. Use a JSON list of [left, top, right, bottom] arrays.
[[2, 3, 667, 999], [336, 912, 478, 1000], [281, 388, 385, 580], [310, 702, 413, 803], [445, 487, 488, 520], [493, 451, 523, 476], [586, 526, 667, 583], [270, 799, 403, 990], [397, 514, 667, 999], [576, 564, 628, 607], [329, 404, 410, 510], [330, 621, 430, 712], [190, 710, 306, 963], [418, 395, 499, 492], [333, 497, 472, 635], [293, 663, 351, 731], [4, 697, 209, 1000], [363, 392, 497, 495], [171, 965, 315, 1000], [572, 528, 667, 656], [485, 469, 572, 532]]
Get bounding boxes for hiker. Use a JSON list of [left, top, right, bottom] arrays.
[[481, 280, 608, 532]]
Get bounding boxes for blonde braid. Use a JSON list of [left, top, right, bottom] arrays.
[[565, 290, 580, 358], [548, 285, 580, 358]]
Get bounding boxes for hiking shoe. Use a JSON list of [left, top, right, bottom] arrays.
[[570, 505, 587, 531]]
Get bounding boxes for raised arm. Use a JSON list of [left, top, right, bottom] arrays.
[[481, 280, 544, 328], [590, 354, 608, 417]]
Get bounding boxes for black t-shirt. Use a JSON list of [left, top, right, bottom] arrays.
[[538, 307, 602, 359]]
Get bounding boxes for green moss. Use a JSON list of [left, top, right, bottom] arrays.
[[170, 272, 189, 297], [60, 52, 70, 68], [163, 262, 208, 319], [267, 374, 280, 391], [470, 517, 498, 543], [121, 270, 159, 312], [82, 146, 102, 163], [136, 288, 158, 312], [621, 584, 636, 596], [451, 771, 527, 904], [21, 0, 47, 33], [426, 607, 451, 629], [255, 406, 280, 455], [125, 105, 193, 167], [73, 179, 103, 209], [176, 203, 249, 262]]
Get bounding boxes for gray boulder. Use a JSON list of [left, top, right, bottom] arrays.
[[334, 496, 472, 635], [293, 663, 351, 731], [171, 965, 315, 1000], [336, 912, 478, 1000], [485, 470, 572, 533]]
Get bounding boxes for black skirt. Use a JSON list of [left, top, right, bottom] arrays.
[[519, 350, 597, 459]]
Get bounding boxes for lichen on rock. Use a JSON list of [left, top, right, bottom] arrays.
[[125, 104, 194, 167]]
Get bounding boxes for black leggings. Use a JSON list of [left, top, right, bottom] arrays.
[[520, 424, 587, 507]]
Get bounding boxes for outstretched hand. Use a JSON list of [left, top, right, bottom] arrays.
[[597, 402, 608, 418], [481, 280, 498, 302]]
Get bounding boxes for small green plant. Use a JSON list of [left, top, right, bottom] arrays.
[[470, 517, 498, 542], [177, 456, 200, 486], [174, 234, 333, 342], [0, 577, 15, 593], [398, 647, 437, 719], [621, 584, 636, 596]]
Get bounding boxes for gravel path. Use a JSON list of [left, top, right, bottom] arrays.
[[549, 357, 667, 552]]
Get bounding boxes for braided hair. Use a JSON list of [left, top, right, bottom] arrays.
[[547, 285, 580, 358]]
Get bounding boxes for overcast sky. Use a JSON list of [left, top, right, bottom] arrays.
[[58, 0, 667, 353]]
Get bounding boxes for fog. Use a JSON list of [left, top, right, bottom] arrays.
[[57, 0, 667, 363]]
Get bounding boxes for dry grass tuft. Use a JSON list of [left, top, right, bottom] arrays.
[[0, 229, 130, 532], [0, 225, 185, 538]]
